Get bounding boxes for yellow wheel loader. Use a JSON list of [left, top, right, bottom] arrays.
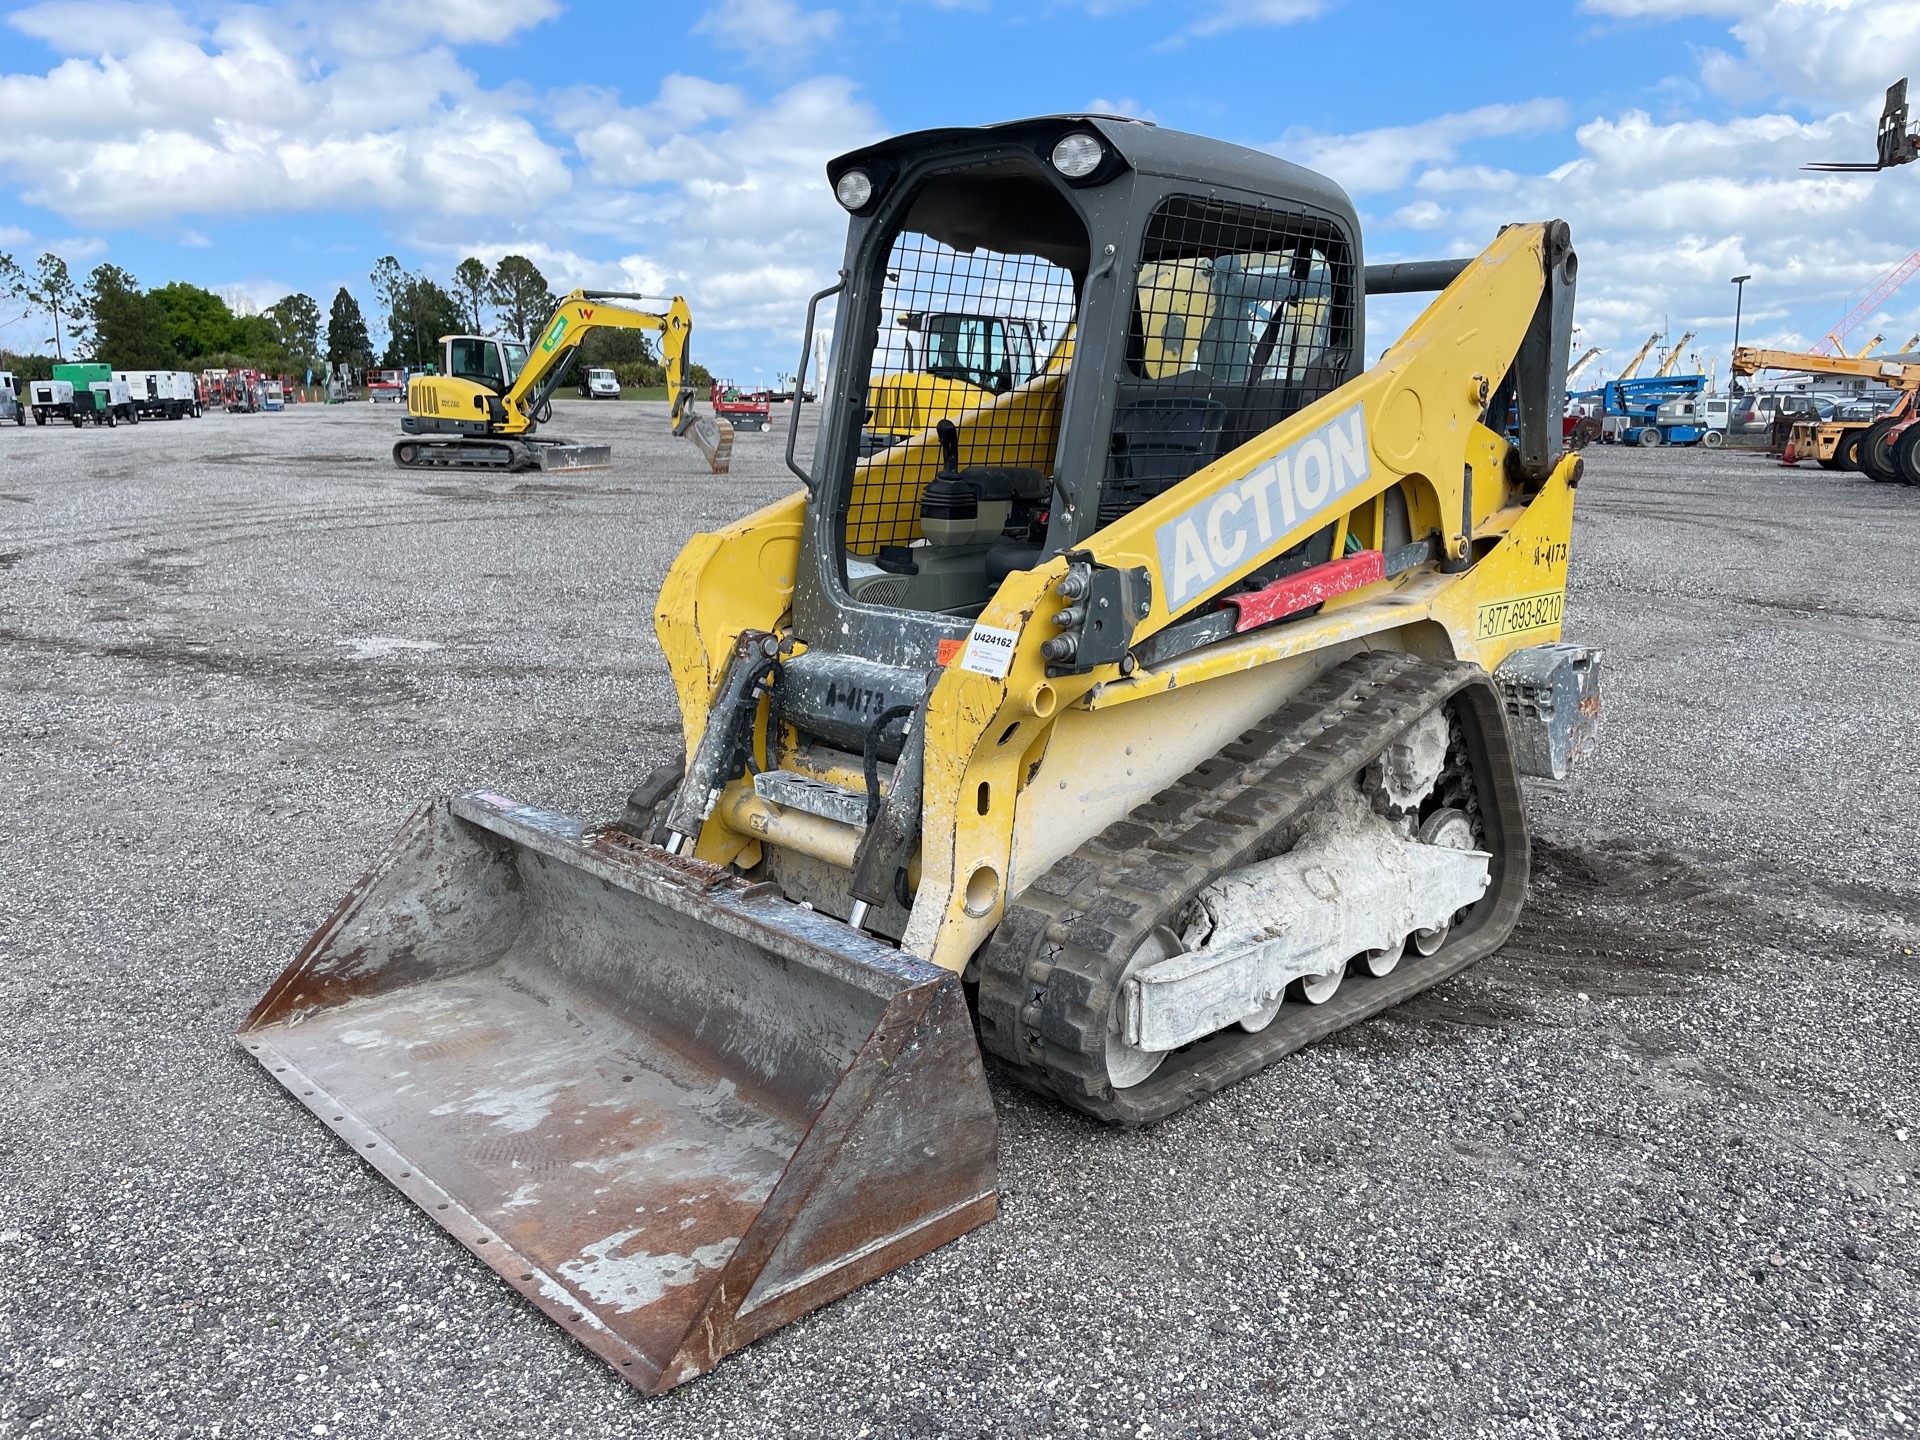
[[243, 117, 1602, 1395], [394, 292, 734, 474]]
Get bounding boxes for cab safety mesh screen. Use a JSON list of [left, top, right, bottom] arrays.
[[842, 231, 1080, 557], [1103, 195, 1354, 526]]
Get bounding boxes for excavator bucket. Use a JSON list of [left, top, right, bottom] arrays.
[[679, 412, 735, 473], [239, 791, 997, 1393]]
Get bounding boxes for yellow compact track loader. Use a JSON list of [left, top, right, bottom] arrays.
[[394, 292, 734, 474], [243, 117, 1602, 1394]]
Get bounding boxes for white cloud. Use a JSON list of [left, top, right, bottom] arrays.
[[1388, 200, 1448, 230], [1313, 2, 1920, 365], [1365, 105, 1920, 361], [1726, 0, 1920, 105], [50, 235, 107, 261], [0, 2, 571, 224], [1275, 99, 1570, 195], [693, 0, 840, 67], [379, 0, 561, 44], [432, 73, 881, 351], [9, 1, 200, 54], [1580, 0, 1742, 17], [1181, 0, 1334, 39], [1086, 97, 1158, 122], [1582, 0, 1920, 105]]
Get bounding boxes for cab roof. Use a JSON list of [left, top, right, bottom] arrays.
[[829, 115, 1356, 223]]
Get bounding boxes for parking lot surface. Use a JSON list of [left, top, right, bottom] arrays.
[[2, 404, 1917, 1438]]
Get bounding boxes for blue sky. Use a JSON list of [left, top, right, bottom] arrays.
[[3, 0, 1919, 381]]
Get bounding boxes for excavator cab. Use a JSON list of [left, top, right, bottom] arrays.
[[902, 310, 1044, 394], [443, 335, 529, 392]]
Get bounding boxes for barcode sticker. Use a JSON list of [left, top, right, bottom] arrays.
[[959, 625, 1019, 679]]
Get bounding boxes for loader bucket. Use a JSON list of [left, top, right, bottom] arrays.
[[240, 791, 997, 1393]]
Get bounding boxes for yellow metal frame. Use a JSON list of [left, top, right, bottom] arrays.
[[1732, 345, 1920, 391], [655, 222, 1582, 973]]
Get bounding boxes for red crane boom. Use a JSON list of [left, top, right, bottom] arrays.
[[1813, 250, 1920, 355]]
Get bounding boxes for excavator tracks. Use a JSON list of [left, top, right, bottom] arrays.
[[392, 437, 614, 473], [975, 650, 1530, 1126]]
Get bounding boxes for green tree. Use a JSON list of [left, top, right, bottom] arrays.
[[326, 287, 371, 370], [25, 254, 78, 359], [374, 268, 465, 369], [0, 253, 28, 355], [79, 264, 175, 369], [265, 293, 322, 376], [452, 257, 490, 333], [5, 353, 56, 383], [151, 282, 242, 360], [487, 255, 555, 344], [369, 255, 408, 362], [0, 251, 23, 313], [577, 327, 659, 368], [233, 313, 284, 369]]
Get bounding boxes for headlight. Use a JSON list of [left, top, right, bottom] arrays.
[[1050, 133, 1104, 179], [834, 169, 874, 210]]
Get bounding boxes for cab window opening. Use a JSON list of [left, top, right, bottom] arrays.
[[1103, 195, 1355, 530], [833, 157, 1089, 620]]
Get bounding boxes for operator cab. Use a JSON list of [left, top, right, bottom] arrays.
[[798, 117, 1358, 651], [442, 335, 529, 393]]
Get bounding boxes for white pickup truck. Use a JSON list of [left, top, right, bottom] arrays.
[[0, 372, 23, 427]]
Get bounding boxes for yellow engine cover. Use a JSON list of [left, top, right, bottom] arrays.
[[406, 374, 519, 432]]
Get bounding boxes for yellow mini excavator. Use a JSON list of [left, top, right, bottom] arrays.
[[394, 291, 733, 474], [244, 117, 1602, 1395]]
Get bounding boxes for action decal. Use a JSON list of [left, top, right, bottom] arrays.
[[1155, 403, 1372, 611]]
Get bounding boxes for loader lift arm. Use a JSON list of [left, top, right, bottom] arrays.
[[890, 219, 1580, 973]]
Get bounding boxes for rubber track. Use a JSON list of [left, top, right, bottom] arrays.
[[392, 439, 533, 472], [976, 650, 1531, 1126]]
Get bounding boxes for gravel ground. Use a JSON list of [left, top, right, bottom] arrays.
[[2, 404, 1917, 1439]]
